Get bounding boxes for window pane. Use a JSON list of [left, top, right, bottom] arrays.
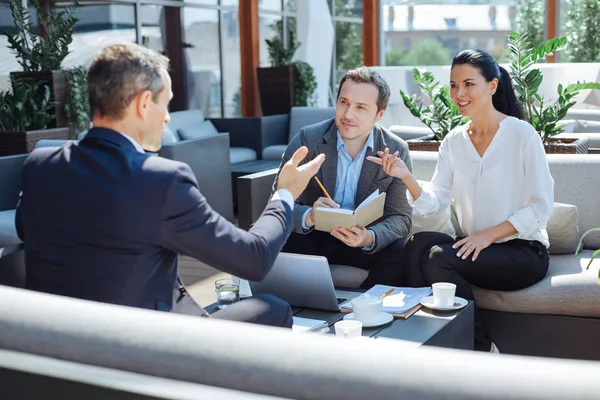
[[140, 5, 165, 55], [286, 0, 297, 12], [335, 21, 363, 81], [259, 14, 283, 67], [334, 0, 362, 17], [183, 8, 222, 117], [381, 3, 514, 66], [221, 10, 241, 117], [186, 0, 218, 5], [221, 0, 239, 7], [259, 0, 282, 12]]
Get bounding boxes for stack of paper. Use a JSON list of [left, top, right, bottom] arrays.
[[341, 285, 432, 318], [292, 317, 330, 334]]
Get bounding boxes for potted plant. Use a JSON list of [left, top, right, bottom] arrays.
[[64, 65, 90, 138], [0, 78, 69, 156], [400, 32, 600, 153], [256, 20, 317, 115], [3, 0, 80, 129], [507, 32, 600, 153], [399, 69, 469, 151]]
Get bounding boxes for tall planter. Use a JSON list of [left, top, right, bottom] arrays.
[[0, 127, 70, 156], [257, 65, 298, 116], [10, 70, 68, 129]]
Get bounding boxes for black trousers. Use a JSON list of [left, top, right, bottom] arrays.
[[405, 232, 549, 351], [282, 230, 406, 288], [212, 294, 293, 328]]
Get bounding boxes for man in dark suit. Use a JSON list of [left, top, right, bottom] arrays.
[[15, 43, 324, 327], [272, 67, 413, 288]]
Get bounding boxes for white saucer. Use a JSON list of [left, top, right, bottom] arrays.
[[343, 312, 394, 327], [420, 296, 468, 311]]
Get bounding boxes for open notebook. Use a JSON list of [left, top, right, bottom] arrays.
[[340, 285, 432, 319], [314, 190, 386, 232]]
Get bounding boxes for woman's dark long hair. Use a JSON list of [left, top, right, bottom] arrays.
[[451, 49, 524, 120]]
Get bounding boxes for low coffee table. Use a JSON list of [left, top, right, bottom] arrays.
[[294, 289, 474, 350]]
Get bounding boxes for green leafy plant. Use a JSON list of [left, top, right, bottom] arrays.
[[507, 32, 600, 143], [575, 228, 600, 282], [399, 69, 469, 141], [3, 0, 79, 72], [565, 0, 600, 62], [0, 78, 54, 132], [265, 20, 317, 107], [515, 0, 545, 50], [64, 65, 90, 135]]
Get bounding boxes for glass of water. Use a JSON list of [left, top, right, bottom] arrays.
[[215, 278, 240, 309]]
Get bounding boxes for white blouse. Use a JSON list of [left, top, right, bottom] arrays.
[[408, 116, 554, 247]]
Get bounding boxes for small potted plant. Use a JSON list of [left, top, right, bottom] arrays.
[[256, 20, 317, 115], [3, 0, 80, 129], [0, 78, 69, 156]]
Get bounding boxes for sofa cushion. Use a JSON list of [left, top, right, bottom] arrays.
[[0, 210, 20, 248], [230, 147, 257, 165], [330, 264, 368, 289], [288, 107, 335, 142], [546, 203, 579, 255], [178, 120, 219, 141], [167, 109, 205, 134], [389, 125, 434, 141], [162, 125, 179, 144], [472, 250, 600, 318], [262, 145, 287, 161]]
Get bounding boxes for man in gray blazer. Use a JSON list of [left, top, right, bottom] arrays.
[[16, 43, 324, 327], [272, 67, 412, 288]]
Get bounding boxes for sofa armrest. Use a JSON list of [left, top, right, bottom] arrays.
[[0, 155, 27, 212], [159, 134, 234, 222], [237, 169, 278, 230]]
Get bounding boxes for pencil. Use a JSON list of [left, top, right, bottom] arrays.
[[380, 288, 394, 299], [314, 177, 331, 199]]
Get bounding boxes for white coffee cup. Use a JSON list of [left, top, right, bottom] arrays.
[[351, 293, 383, 324], [334, 320, 363, 338], [432, 282, 457, 307]]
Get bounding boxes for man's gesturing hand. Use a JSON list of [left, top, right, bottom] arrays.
[[277, 146, 325, 200]]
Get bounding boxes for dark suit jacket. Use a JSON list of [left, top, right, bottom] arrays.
[[272, 118, 412, 254], [15, 128, 293, 312]]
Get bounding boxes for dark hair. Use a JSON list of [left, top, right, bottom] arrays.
[[88, 43, 170, 119], [451, 49, 524, 120], [337, 67, 391, 112]]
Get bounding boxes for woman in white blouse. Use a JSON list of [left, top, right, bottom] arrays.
[[368, 49, 554, 352]]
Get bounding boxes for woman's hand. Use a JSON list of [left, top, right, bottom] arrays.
[[452, 232, 495, 262], [367, 148, 412, 180]]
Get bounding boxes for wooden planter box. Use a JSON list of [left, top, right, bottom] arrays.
[[0, 127, 70, 156], [256, 65, 298, 116], [10, 70, 68, 129], [544, 137, 589, 154], [408, 137, 590, 154]]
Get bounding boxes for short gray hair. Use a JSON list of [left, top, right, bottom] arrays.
[[88, 43, 170, 119], [337, 67, 391, 112]]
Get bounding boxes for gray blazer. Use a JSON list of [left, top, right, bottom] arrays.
[[272, 118, 413, 254]]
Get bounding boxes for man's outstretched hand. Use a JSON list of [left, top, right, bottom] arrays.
[[277, 146, 325, 200]]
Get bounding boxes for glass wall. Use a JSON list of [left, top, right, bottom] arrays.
[[380, 0, 519, 67]]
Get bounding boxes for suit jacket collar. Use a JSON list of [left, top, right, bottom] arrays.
[[84, 127, 143, 153], [316, 122, 387, 206]]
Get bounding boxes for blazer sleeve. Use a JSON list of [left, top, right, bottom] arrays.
[[161, 163, 294, 281], [271, 130, 312, 233], [367, 141, 413, 253]]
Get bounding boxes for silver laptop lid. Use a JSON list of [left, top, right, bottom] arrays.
[[249, 252, 341, 311]]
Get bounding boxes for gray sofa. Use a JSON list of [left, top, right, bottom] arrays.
[[260, 106, 335, 161], [0, 284, 599, 399], [237, 151, 600, 360]]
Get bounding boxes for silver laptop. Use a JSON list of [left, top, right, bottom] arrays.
[[248, 252, 348, 311]]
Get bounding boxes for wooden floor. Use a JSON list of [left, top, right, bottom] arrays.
[[179, 255, 231, 307]]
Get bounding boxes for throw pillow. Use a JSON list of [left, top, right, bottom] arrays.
[[546, 202, 580, 255], [178, 120, 219, 140]]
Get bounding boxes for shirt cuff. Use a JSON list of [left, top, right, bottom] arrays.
[[362, 229, 376, 251], [271, 189, 294, 211], [301, 208, 312, 232]]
